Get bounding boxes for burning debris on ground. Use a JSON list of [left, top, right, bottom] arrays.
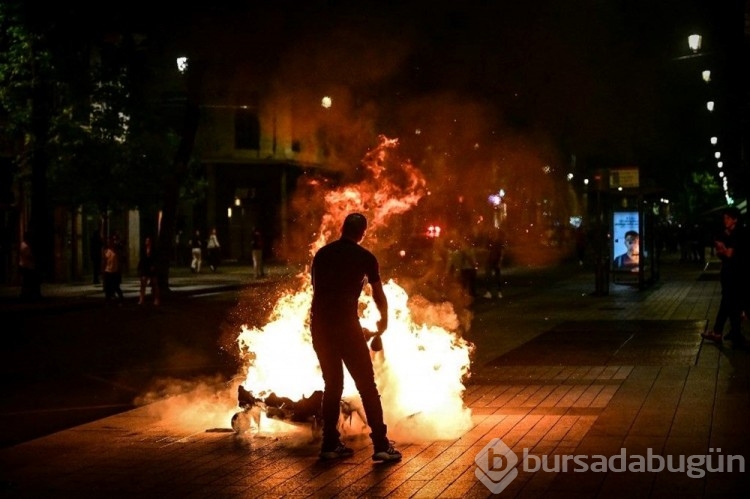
[[237, 385, 323, 424], [231, 136, 474, 444], [232, 385, 370, 440]]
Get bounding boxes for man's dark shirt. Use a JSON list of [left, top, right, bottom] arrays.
[[311, 238, 381, 321], [717, 225, 744, 285]]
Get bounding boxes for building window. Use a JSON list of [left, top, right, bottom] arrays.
[[235, 109, 260, 150]]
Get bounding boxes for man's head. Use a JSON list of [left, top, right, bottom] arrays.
[[342, 213, 368, 242], [624, 230, 639, 256]]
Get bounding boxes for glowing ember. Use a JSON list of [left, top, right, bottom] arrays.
[[236, 135, 474, 442]]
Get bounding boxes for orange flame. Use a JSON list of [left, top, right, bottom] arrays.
[[236, 135, 474, 442]]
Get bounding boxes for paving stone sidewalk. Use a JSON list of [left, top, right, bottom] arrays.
[[1, 256, 748, 498]]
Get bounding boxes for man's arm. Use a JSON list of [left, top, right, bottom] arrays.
[[371, 281, 389, 334]]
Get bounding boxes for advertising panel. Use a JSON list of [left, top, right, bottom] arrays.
[[612, 211, 640, 272]]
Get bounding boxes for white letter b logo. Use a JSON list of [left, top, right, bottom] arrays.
[[475, 438, 519, 494]]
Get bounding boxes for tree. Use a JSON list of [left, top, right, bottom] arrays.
[[675, 171, 724, 223], [0, 2, 55, 278], [2, 1, 207, 283]]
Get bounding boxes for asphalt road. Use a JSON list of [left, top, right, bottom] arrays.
[[1, 285, 281, 449]]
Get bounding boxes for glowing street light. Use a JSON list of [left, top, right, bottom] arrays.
[[488, 189, 505, 207], [176, 56, 188, 73], [702, 70, 711, 83], [717, 161, 723, 168], [706, 101, 715, 111], [688, 34, 702, 53], [710, 136, 717, 145], [321, 96, 332, 109], [715, 151, 721, 159]]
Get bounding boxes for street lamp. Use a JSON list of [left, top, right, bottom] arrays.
[[710, 136, 717, 145], [706, 101, 715, 111], [702, 70, 711, 83], [176, 56, 188, 73], [688, 34, 702, 53]]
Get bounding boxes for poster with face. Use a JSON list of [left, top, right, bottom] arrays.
[[612, 211, 640, 271]]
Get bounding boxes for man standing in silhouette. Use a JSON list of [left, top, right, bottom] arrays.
[[309, 213, 402, 462]]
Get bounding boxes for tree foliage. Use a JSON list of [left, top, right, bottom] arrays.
[[0, 2, 52, 153], [681, 171, 724, 220], [1, 1, 205, 216]]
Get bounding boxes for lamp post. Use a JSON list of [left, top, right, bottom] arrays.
[[674, 32, 738, 207]]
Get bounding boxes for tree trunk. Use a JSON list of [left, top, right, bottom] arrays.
[[157, 61, 204, 292], [30, 60, 54, 283]]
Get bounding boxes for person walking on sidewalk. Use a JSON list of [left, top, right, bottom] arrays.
[[701, 207, 746, 346], [103, 236, 124, 305], [483, 229, 505, 299], [309, 213, 402, 462], [251, 227, 264, 278], [206, 228, 221, 272], [137, 236, 160, 306], [190, 229, 203, 273], [18, 230, 41, 301]]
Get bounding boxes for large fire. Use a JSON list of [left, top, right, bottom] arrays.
[[235, 136, 474, 442]]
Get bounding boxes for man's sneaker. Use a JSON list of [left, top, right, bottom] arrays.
[[372, 444, 402, 462], [319, 443, 354, 460]]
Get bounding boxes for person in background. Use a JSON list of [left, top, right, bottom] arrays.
[[483, 229, 505, 299], [309, 213, 402, 462], [206, 228, 221, 272], [102, 236, 124, 305], [190, 229, 203, 273], [137, 236, 160, 306], [251, 227, 264, 278], [19, 230, 41, 301], [701, 207, 746, 346], [89, 231, 103, 285]]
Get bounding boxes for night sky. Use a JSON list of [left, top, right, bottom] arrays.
[[170, 0, 743, 197], [33, 0, 750, 205]]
